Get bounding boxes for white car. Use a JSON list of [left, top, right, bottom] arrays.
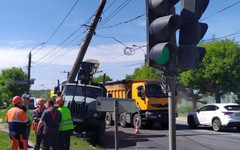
[[187, 103, 240, 131]]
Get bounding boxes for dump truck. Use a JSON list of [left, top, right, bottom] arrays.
[[104, 79, 177, 128]]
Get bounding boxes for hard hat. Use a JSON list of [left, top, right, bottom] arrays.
[[56, 97, 64, 106], [37, 98, 45, 105], [12, 96, 22, 104], [21, 94, 30, 99]]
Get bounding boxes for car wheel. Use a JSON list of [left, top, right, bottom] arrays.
[[105, 112, 113, 126], [188, 116, 197, 129], [212, 118, 222, 132], [119, 113, 127, 127], [133, 113, 142, 129]]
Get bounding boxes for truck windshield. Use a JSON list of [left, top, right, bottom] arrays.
[[145, 84, 168, 98], [64, 85, 103, 99]]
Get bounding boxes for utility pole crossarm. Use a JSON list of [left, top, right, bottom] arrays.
[[67, 0, 106, 83]]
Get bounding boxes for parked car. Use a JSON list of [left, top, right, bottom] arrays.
[[187, 103, 240, 131]]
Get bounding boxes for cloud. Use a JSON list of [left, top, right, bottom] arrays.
[[0, 40, 35, 48]]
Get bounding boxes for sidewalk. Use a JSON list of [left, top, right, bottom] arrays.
[[0, 118, 35, 149]]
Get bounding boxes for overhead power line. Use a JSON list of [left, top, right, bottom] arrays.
[[98, 13, 145, 29], [34, 0, 80, 55], [98, 0, 133, 28], [201, 0, 240, 21], [203, 30, 240, 42], [98, 62, 143, 72]]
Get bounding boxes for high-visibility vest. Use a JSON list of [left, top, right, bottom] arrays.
[[58, 107, 74, 131], [5, 107, 29, 137], [23, 104, 32, 122]]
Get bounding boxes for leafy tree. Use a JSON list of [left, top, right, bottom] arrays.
[[125, 64, 158, 79], [30, 90, 51, 99], [0, 67, 27, 105], [92, 74, 113, 83], [180, 39, 240, 104]]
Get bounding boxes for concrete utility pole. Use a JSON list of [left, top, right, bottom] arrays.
[[27, 52, 31, 95], [67, 0, 106, 83]]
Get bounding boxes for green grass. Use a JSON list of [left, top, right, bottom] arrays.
[[0, 109, 7, 121], [0, 131, 11, 149], [70, 136, 105, 150]]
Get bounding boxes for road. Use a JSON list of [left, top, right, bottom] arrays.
[[101, 117, 240, 150]]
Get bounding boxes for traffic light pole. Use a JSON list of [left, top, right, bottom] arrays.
[[167, 75, 176, 150]]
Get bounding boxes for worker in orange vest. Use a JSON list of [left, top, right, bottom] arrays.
[[5, 96, 29, 150], [32, 98, 46, 150]]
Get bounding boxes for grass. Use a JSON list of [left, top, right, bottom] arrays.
[[0, 131, 11, 149], [70, 136, 105, 150]]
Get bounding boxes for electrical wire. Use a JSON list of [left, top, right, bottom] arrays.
[[202, 30, 240, 42], [98, 0, 133, 28], [201, 0, 240, 21], [98, 62, 143, 72], [33, 8, 96, 68], [33, 0, 80, 55], [98, 13, 145, 29]]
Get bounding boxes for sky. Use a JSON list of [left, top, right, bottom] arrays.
[[0, 0, 240, 90]]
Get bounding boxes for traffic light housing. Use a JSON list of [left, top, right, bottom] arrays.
[[178, 0, 209, 69], [146, 0, 182, 74]]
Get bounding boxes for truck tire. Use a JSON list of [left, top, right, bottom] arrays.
[[105, 112, 113, 126], [133, 113, 142, 129], [119, 113, 127, 127]]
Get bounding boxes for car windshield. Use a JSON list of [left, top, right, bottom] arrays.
[[145, 84, 168, 98], [224, 105, 240, 111], [63, 85, 103, 99]]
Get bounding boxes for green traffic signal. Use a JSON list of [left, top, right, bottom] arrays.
[[156, 46, 169, 65]]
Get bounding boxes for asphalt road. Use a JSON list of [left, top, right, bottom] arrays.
[[101, 117, 240, 150]]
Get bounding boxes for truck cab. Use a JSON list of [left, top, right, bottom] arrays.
[[62, 83, 106, 139]]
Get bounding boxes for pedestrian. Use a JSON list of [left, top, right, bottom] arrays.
[[56, 97, 74, 150], [36, 100, 61, 150], [5, 96, 29, 150], [21, 94, 33, 148], [32, 98, 46, 150]]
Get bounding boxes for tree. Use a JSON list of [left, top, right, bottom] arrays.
[[92, 74, 112, 83], [0, 67, 27, 105], [180, 39, 240, 103], [125, 64, 158, 79]]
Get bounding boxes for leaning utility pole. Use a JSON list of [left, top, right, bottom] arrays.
[[27, 52, 31, 94], [67, 0, 106, 83]]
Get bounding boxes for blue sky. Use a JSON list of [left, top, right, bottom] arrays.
[[0, 0, 240, 90]]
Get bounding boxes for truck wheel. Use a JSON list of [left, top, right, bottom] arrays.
[[105, 112, 113, 126], [133, 113, 142, 129], [212, 118, 222, 132], [119, 113, 127, 127]]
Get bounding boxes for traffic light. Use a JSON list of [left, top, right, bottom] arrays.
[[178, 0, 209, 69], [146, 0, 182, 73]]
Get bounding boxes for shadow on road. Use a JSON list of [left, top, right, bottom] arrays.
[[102, 130, 166, 149]]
